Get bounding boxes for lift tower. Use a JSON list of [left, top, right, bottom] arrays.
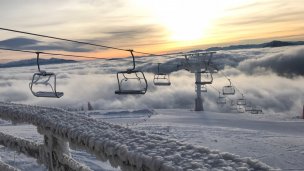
[[179, 52, 215, 111]]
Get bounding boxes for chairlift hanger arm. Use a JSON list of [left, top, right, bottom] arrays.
[[35, 52, 41, 72], [129, 50, 136, 71]]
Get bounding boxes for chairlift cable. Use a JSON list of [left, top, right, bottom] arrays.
[[0, 47, 107, 60], [0, 27, 185, 58]]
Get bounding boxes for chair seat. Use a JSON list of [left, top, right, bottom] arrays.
[[155, 73, 167, 76], [34, 91, 64, 98], [154, 82, 171, 86], [223, 87, 235, 95], [237, 100, 246, 105], [115, 90, 146, 95], [36, 71, 55, 76], [223, 92, 235, 95], [195, 81, 212, 85]]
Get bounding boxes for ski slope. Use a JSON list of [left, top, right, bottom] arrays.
[[0, 102, 278, 171]]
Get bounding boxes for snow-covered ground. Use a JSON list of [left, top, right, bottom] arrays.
[[2, 107, 301, 170], [0, 103, 282, 171], [87, 109, 304, 171]]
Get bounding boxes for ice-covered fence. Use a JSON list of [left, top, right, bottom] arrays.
[[0, 131, 91, 171], [0, 159, 20, 171], [0, 132, 40, 159], [0, 102, 279, 171]]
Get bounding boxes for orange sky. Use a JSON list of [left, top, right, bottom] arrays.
[[0, 0, 304, 60]]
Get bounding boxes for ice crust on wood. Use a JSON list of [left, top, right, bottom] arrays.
[[0, 131, 91, 171], [0, 102, 279, 171], [0, 160, 20, 171]]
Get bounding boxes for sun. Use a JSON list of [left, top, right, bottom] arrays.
[[132, 0, 253, 43], [133, 0, 220, 41]]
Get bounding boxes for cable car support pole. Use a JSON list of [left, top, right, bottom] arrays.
[[195, 70, 203, 111]]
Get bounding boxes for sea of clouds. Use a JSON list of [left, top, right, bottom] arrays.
[[0, 46, 303, 116]]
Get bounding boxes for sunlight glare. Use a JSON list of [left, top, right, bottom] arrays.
[[133, 0, 253, 42], [134, 0, 220, 41]]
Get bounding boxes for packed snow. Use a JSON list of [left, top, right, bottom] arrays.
[[0, 102, 278, 171]]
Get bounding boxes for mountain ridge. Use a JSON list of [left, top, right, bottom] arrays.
[[204, 40, 304, 51]]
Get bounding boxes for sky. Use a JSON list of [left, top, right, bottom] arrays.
[[0, 0, 304, 59]]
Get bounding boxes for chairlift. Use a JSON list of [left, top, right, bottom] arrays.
[[29, 52, 63, 98], [115, 50, 148, 95], [195, 84, 207, 92], [250, 106, 263, 114], [245, 105, 253, 112], [237, 94, 246, 106], [222, 79, 235, 95], [230, 104, 238, 111], [217, 92, 226, 104], [195, 71, 213, 85], [153, 63, 171, 86], [237, 105, 245, 113]]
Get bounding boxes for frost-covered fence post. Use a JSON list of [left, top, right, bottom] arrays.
[[42, 130, 71, 171]]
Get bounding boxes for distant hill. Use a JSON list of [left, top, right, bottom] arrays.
[[0, 58, 77, 68], [205, 40, 304, 51]]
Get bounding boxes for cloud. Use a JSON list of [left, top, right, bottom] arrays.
[[0, 46, 303, 117], [238, 46, 304, 77], [0, 37, 93, 52], [138, 58, 182, 74], [0, 38, 39, 48], [88, 24, 167, 48]]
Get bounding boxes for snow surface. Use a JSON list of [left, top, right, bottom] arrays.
[[0, 102, 277, 171], [90, 109, 304, 170]]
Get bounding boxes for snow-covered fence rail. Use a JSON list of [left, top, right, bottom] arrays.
[[0, 131, 91, 171], [0, 102, 279, 171], [0, 132, 40, 159], [0, 159, 20, 171]]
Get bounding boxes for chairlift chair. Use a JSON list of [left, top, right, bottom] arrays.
[[195, 71, 213, 85], [222, 79, 236, 95], [230, 104, 238, 111], [153, 63, 171, 86], [29, 52, 63, 98], [245, 105, 253, 112], [217, 92, 226, 104], [195, 84, 207, 92], [115, 50, 148, 95], [250, 106, 263, 114], [237, 94, 246, 106], [237, 105, 245, 113], [229, 100, 238, 111]]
